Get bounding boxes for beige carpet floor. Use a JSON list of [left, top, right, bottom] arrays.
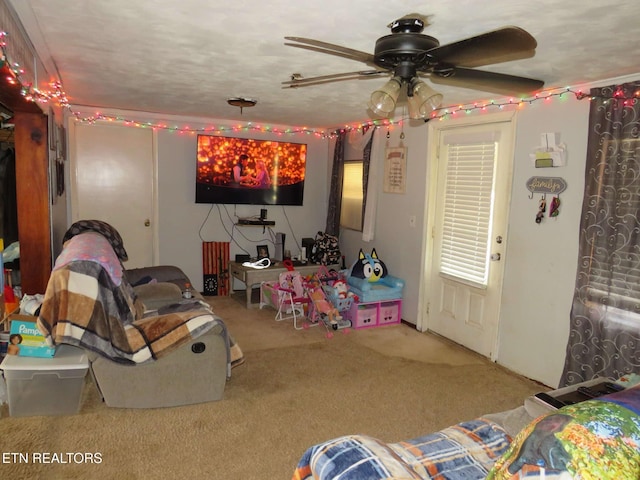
[[0, 295, 544, 479]]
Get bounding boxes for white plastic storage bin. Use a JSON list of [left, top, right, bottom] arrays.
[[0, 345, 89, 417]]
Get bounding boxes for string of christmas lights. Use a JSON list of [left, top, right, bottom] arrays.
[[0, 32, 69, 107], [334, 85, 640, 135], [68, 111, 330, 138], [1, 30, 638, 139]]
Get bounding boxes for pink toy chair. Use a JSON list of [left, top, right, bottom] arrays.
[[259, 271, 311, 330]]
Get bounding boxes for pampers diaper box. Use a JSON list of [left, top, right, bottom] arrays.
[[9, 316, 56, 358]]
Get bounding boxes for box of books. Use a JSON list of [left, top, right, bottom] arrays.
[[8, 316, 55, 358]]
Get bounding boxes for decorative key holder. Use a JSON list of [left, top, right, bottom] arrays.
[[526, 176, 567, 224]]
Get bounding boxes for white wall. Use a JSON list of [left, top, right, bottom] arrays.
[[155, 128, 330, 292], [340, 95, 591, 387], [499, 98, 589, 387], [340, 122, 430, 333]]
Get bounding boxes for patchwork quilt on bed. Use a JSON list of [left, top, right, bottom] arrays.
[[38, 237, 227, 366], [292, 418, 512, 480]]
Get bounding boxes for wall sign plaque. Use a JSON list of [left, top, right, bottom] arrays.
[[383, 147, 407, 194], [526, 176, 567, 195]]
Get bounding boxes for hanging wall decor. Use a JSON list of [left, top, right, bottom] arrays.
[[383, 146, 407, 194], [530, 132, 567, 167], [527, 176, 566, 224], [48, 108, 56, 151], [526, 176, 567, 197]]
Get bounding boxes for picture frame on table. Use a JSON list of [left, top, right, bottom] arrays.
[[256, 245, 270, 260]]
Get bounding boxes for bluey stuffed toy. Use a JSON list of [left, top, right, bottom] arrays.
[[350, 248, 388, 283]]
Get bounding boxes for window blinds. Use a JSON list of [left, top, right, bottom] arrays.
[[439, 141, 497, 286]]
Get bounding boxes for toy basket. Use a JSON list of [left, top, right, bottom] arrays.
[[321, 284, 354, 312], [316, 265, 341, 284]]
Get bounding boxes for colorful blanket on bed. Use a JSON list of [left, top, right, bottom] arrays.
[[487, 385, 640, 480], [292, 418, 512, 480], [38, 257, 227, 366]]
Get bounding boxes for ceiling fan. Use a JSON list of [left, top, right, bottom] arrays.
[[283, 14, 544, 119]]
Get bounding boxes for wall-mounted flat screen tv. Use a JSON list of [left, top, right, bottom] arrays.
[[195, 135, 307, 205]]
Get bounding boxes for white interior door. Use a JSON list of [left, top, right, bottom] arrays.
[[423, 117, 514, 360], [70, 122, 155, 268]]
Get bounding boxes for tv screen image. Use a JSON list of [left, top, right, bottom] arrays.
[[195, 135, 307, 205]]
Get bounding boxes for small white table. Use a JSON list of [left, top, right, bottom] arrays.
[[229, 261, 339, 308]]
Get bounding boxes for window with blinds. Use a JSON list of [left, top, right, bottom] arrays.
[[340, 161, 364, 231], [439, 140, 498, 287]]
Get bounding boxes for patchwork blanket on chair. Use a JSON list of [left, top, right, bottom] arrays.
[[38, 235, 228, 366]]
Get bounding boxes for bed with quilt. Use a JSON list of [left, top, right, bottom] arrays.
[[292, 384, 640, 480]]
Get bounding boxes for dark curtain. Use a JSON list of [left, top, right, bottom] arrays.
[[560, 80, 640, 386], [325, 131, 346, 236], [361, 128, 375, 228]]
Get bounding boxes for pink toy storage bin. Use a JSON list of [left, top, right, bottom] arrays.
[[344, 299, 402, 329], [350, 304, 378, 329], [378, 300, 401, 325]]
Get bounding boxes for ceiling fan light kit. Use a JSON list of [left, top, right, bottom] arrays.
[[407, 79, 443, 119], [369, 77, 402, 116], [284, 14, 544, 121]]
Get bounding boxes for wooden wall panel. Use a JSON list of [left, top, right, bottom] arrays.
[[14, 111, 51, 294]]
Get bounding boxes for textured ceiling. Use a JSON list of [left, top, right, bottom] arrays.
[[8, 0, 640, 129]]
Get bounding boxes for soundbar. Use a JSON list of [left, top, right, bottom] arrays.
[[237, 218, 275, 226]]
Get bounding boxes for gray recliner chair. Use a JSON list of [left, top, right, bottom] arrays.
[[89, 328, 228, 408], [88, 265, 229, 409], [39, 221, 235, 409]]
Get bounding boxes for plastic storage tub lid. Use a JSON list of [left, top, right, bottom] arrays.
[[0, 344, 88, 371]]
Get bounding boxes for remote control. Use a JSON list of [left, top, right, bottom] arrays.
[[603, 382, 625, 393], [534, 392, 566, 409], [577, 386, 601, 398]]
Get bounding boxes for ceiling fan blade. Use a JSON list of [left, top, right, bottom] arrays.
[[430, 67, 544, 95], [282, 72, 391, 88], [427, 26, 538, 68], [285, 37, 375, 65], [285, 43, 377, 66], [282, 70, 388, 86]]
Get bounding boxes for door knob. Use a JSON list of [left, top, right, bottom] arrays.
[[144, 219, 150, 227], [490, 253, 501, 261]]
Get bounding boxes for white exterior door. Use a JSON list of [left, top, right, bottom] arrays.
[[70, 122, 156, 268], [422, 115, 514, 360]]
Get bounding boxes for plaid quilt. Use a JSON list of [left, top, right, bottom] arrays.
[[38, 254, 228, 367], [292, 418, 512, 480]]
